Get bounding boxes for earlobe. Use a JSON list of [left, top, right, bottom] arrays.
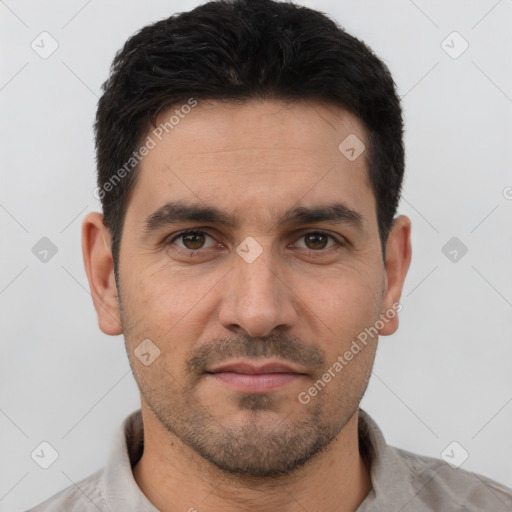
[[81, 212, 123, 336], [378, 215, 412, 336]]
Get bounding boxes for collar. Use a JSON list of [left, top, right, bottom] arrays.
[[100, 408, 418, 511], [357, 408, 419, 510]]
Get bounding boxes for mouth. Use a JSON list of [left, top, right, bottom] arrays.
[[205, 360, 308, 393]]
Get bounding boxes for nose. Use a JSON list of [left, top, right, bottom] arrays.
[[218, 246, 298, 338]]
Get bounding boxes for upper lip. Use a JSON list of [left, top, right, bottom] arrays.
[[207, 360, 306, 374]]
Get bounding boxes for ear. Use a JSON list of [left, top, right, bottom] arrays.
[[81, 212, 123, 336], [378, 215, 412, 336]]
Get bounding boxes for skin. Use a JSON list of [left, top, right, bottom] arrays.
[[82, 99, 411, 512]]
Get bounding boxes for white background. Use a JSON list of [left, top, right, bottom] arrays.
[[1, 0, 511, 510]]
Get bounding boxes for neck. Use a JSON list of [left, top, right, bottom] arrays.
[[132, 404, 372, 512]]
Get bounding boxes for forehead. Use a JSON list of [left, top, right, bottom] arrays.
[[126, 99, 375, 231]]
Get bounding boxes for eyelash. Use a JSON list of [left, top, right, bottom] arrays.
[[165, 229, 345, 257]]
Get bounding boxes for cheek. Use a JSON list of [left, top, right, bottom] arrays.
[[130, 259, 221, 312], [122, 262, 222, 362], [300, 266, 383, 340], [306, 276, 382, 407]]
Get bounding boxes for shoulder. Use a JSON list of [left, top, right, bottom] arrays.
[[393, 446, 512, 511], [24, 468, 106, 512]]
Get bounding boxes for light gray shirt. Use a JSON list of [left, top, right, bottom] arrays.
[[26, 408, 512, 511]]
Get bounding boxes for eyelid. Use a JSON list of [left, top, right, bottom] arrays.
[[291, 230, 344, 249], [168, 229, 218, 249], [166, 228, 345, 253]]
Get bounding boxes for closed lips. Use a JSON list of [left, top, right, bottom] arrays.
[[207, 362, 306, 375]]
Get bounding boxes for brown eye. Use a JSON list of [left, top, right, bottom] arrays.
[[169, 230, 216, 251], [303, 232, 330, 250], [291, 230, 345, 256], [181, 232, 206, 250]]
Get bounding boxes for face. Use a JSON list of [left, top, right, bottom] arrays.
[[103, 99, 403, 477]]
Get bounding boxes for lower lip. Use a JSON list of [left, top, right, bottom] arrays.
[[207, 372, 304, 392]]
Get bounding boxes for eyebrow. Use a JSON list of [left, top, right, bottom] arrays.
[[142, 200, 364, 235]]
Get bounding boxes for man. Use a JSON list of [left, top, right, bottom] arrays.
[[28, 0, 512, 510]]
